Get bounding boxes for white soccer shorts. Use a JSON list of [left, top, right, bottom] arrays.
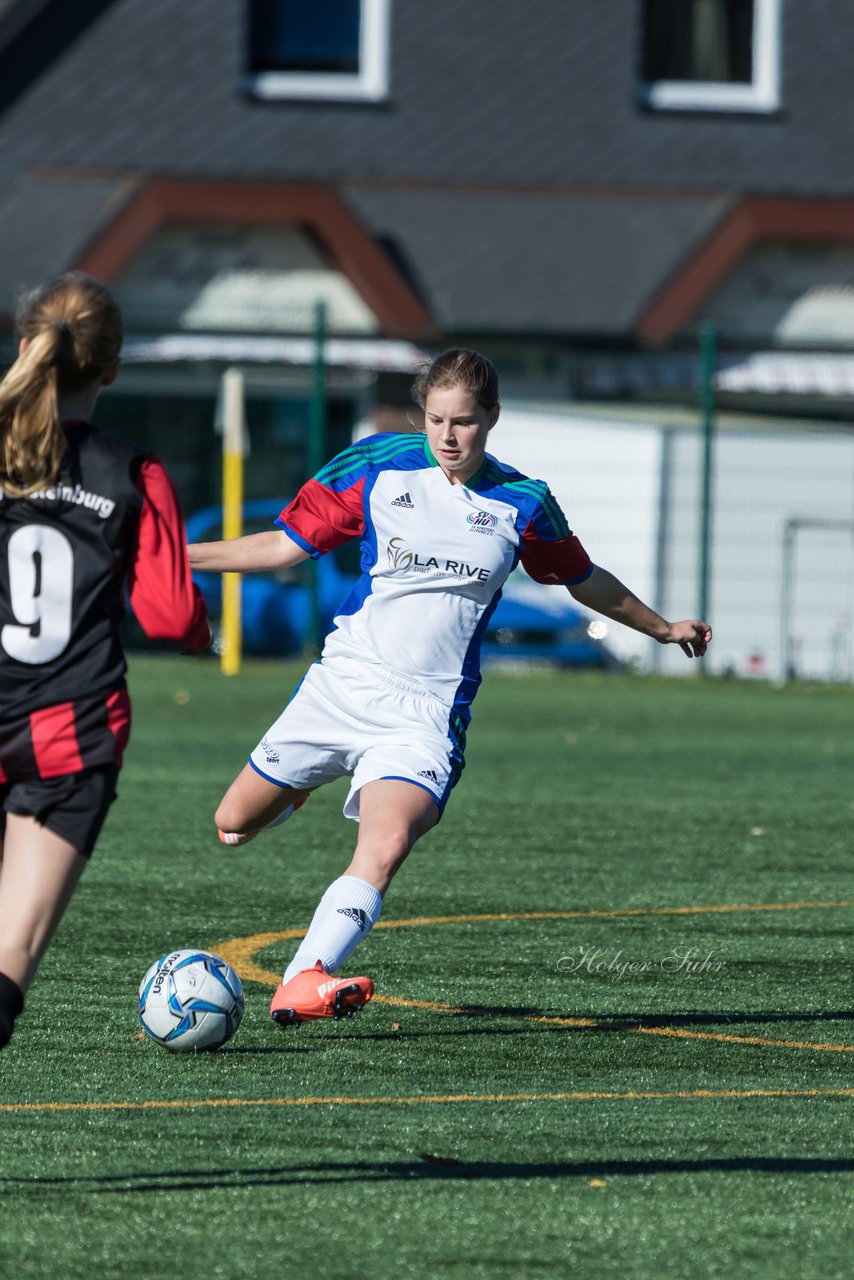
[[248, 656, 466, 821]]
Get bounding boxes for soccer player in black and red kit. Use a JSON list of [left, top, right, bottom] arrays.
[[0, 272, 210, 1049]]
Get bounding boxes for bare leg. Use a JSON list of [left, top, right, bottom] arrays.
[[0, 813, 87, 994], [344, 778, 440, 893], [215, 763, 312, 836], [279, 779, 440, 985]]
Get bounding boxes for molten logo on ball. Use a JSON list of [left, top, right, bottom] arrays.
[[138, 949, 244, 1051]]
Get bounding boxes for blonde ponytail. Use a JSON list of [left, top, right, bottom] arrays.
[[0, 327, 65, 496], [0, 273, 123, 497]]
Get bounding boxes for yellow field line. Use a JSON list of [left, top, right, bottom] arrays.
[[370, 901, 854, 926], [529, 1015, 854, 1053], [367, 998, 854, 1054], [8, 902, 851, 1120], [214, 900, 854, 1056], [218, 899, 854, 987], [5, 1087, 854, 1115]]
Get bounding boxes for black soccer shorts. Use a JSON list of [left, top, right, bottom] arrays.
[[0, 765, 120, 858]]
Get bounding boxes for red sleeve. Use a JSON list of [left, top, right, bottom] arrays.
[[128, 456, 211, 651], [519, 525, 594, 585], [276, 476, 365, 558]]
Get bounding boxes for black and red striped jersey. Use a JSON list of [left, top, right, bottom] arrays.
[[0, 421, 208, 725], [0, 688, 131, 783]]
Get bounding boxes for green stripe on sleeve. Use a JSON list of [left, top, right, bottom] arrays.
[[317, 435, 425, 485]]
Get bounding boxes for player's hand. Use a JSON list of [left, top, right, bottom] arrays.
[[660, 620, 712, 658]]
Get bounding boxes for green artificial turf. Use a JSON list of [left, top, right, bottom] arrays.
[[2, 656, 854, 1279]]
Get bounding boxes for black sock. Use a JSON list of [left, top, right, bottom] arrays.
[[0, 972, 24, 1049]]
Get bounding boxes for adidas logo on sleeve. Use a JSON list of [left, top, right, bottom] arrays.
[[391, 492, 415, 508]]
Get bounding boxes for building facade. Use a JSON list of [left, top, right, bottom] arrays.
[[1, 0, 852, 673]]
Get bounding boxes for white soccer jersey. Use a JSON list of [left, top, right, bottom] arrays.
[[277, 432, 592, 722]]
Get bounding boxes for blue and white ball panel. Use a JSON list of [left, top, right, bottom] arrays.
[[138, 949, 244, 1051]]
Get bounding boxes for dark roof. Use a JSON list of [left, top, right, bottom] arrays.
[[0, 173, 134, 312], [0, 0, 851, 195], [0, 0, 850, 338], [0, 173, 730, 337], [341, 184, 732, 335], [0, 0, 120, 118]]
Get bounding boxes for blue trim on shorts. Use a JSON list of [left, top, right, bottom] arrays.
[[248, 756, 300, 789], [379, 774, 443, 812], [437, 771, 455, 814], [440, 709, 468, 805], [285, 666, 312, 708]]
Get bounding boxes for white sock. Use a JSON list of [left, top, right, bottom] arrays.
[[283, 875, 382, 982]]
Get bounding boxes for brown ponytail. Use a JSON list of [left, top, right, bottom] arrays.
[[0, 272, 123, 496]]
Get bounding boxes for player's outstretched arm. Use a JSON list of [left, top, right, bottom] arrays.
[[189, 530, 311, 574], [568, 566, 711, 659]]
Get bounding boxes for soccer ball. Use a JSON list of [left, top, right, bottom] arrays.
[[138, 949, 244, 1051]]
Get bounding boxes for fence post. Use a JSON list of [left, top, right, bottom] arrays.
[[307, 302, 327, 655], [220, 367, 246, 677], [698, 326, 716, 658]]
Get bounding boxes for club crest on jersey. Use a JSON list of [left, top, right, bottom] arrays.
[[466, 509, 496, 534]]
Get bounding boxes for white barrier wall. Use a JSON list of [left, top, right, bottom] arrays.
[[495, 407, 663, 669], [497, 406, 854, 681], [659, 428, 854, 681]]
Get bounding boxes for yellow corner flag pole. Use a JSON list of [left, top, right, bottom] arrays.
[[220, 368, 245, 677]]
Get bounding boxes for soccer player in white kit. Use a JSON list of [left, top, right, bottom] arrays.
[[189, 350, 711, 1027]]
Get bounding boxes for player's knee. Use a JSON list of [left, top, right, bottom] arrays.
[[214, 798, 245, 834], [355, 828, 414, 876], [391, 822, 421, 862]]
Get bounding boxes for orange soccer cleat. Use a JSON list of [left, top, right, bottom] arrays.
[[218, 828, 258, 847], [270, 960, 374, 1027]]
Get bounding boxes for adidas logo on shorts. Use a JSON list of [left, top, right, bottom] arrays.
[[391, 492, 414, 508], [337, 906, 368, 932], [417, 769, 439, 785]]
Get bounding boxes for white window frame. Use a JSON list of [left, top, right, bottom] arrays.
[[639, 0, 781, 114], [246, 0, 391, 102]]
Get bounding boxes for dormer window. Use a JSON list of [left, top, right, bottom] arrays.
[[640, 0, 781, 113], [247, 0, 391, 102]]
